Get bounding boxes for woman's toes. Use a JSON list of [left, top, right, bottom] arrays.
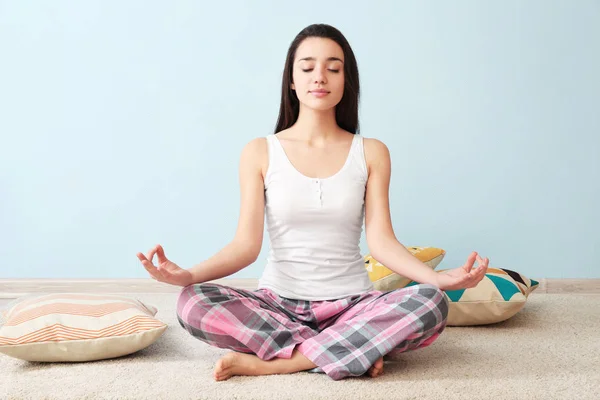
[[367, 365, 383, 378], [367, 356, 384, 377], [214, 353, 236, 381]]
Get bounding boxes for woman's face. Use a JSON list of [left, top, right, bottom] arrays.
[[291, 37, 345, 111]]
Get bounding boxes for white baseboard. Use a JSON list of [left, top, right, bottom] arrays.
[[0, 278, 257, 298], [1, 278, 599, 298]]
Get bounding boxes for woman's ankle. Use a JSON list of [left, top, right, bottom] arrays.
[[271, 349, 317, 374]]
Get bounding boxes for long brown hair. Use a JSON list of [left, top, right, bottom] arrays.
[[274, 24, 360, 135]]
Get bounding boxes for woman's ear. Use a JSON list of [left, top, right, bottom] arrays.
[[290, 82, 295, 91]]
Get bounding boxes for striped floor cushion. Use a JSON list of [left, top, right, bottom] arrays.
[[0, 293, 167, 362], [406, 267, 540, 326]]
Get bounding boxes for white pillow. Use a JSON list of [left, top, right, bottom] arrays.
[[0, 293, 167, 362]]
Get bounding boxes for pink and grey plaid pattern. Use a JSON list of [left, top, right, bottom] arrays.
[[176, 283, 448, 380]]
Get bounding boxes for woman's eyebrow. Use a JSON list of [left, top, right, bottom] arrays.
[[298, 57, 344, 63]]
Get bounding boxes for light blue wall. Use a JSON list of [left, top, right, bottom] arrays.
[[1, 1, 598, 280]]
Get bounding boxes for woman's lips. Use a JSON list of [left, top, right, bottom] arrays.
[[310, 91, 330, 98]]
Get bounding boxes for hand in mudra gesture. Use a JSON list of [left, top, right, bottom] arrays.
[[436, 251, 489, 291], [137, 244, 193, 287]]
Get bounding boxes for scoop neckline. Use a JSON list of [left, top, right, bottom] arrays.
[[272, 134, 356, 181]]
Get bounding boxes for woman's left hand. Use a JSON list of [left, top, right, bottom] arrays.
[[435, 251, 489, 291]]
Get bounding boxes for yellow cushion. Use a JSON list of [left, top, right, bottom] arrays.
[[364, 246, 446, 291], [0, 293, 167, 362], [406, 267, 540, 326]]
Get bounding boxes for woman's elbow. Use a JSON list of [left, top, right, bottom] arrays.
[[367, 233, 395, 260]]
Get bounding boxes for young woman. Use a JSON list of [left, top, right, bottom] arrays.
[[137, 23, 489, 381]]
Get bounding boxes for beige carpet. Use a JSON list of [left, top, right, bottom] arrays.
[[1, 293, 599, 400]]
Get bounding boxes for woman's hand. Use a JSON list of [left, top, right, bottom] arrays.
[[435, 251, 489, 291], [137, 244, 194, 287]]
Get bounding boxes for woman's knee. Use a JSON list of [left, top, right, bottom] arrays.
[[179, 282, 231, 301], [176, 283, 231, 321]]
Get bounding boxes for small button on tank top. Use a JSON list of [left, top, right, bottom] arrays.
[[257, 133, 375, 301]]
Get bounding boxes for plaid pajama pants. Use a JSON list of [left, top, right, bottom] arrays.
[[176, 282, 449, 381]]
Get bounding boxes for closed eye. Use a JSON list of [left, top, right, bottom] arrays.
[[302, 69, 340, 73]]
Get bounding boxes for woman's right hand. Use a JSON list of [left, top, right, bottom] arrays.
[[137, 244, 194, 287]]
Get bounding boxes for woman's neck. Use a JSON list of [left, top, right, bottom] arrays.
[[289, 106, 341, 143]]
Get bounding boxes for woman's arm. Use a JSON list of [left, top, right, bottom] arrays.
[[188, 137, 267, 284], [363, 138, 440, 287]]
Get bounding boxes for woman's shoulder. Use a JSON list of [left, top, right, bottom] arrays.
[[243, 136, 268, 148], [240, 137, 269, 158], [240, 136, 269, 180], [362, 136, 391, 162]]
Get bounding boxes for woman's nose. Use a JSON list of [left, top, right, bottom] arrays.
[[313, 68, 326, 84]]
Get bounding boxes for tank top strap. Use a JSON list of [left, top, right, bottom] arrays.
[[265, 134, 288, 185], [349, 134, 368, 181], [267, 133, 287, 162]]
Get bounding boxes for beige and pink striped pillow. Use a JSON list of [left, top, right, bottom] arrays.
[[0, 293, 167, 362]]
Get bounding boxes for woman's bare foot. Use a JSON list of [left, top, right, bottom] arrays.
[[367, 357, 384, 378], [214, 352, 270, 381], [214, 351, 383, 381], [214, 349, 317, 381]]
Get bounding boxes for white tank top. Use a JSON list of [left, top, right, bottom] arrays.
[[257, 133, 375, 300]]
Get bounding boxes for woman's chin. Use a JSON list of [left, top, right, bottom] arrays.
[[299, 99, 341, 112]]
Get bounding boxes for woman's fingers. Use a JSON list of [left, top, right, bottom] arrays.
[[477, 255, 489, 269], [469, 261, 488, 287], [137, 252, 152, 266], [138, 244, 178, 285], [463, 252, 477, 273], [138, 253, 158, 277], [475, 255, 489, 273], [137, 252, 166, 281], [146, 245, 159, 264], [156, 244, 168, 264], [448, 254, 490, 289], [479, 258, 489, 279]]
